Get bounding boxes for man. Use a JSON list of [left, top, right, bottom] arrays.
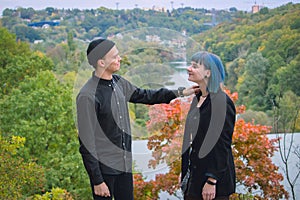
[[76, 38, 197, 200]]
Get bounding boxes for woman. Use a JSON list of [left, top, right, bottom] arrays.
[[180, 51, 236, 200]]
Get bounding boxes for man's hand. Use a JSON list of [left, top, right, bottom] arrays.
[[184, 85, 200, 96], [94, 182, 110, 197]]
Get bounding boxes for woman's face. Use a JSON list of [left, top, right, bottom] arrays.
[[187, 61, 210, 84]]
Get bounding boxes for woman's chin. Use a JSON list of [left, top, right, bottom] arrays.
[[188, 77, 195, 82]]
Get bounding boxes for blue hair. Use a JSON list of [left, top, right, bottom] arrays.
[[191, 51, 225, 93]]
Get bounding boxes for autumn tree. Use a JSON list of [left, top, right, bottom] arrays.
[[133, 90, 288, 199]]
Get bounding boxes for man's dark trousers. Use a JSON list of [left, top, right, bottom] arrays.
[[90, 172, 134, 200]]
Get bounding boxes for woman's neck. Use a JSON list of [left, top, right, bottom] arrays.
[[198, 84, 208, 97], [197, 86, 209, 108]]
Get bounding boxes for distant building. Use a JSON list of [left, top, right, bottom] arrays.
[[146, 35, 161, 42], [28, 21, 60, 28], [34, 40, 44, 44], [142, 6, 166, 12], [252, 4, 260, 13]]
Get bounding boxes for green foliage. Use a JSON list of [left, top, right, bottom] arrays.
[[195, 3, 300, 112], [0, 70, 90, 198], [226, 58, 245, 91], [67, 31, 75, 51], [44, 38, 85, 74], [13, 24, 45, 42], [1, 52, 54, 95], [0, 27, 31, 66], [276, 55, 300, 96], [231, 192, 257, 199], [236, 52, 270, 110], [0, 27, 53, 96], [239, 109, 272, 126], [0, 133, 46, 199], [1, 6, 235, 43], [20, 7, 35, 19], [259, 7, 269, 15], [30, 188, 73, 200], [275, 91, 300, 132]]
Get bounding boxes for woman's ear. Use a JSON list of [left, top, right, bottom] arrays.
[[206, 70, 211, 78]]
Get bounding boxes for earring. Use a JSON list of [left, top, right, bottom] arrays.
[[204, 75, 207, 78]]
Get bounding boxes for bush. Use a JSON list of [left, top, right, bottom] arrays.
[[29, 188, 73, 200]]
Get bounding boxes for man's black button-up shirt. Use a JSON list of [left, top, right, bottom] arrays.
[[76, 72, 177, 185]]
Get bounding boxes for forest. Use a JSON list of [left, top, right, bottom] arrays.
[[0, 2, 299, 199]]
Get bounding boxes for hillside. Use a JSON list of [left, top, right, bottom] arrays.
[[193, 3, 299, 124]]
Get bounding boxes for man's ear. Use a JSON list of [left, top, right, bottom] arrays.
[[97, 59, 105, 68]]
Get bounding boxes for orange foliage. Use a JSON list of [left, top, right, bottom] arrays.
[[133, 91, 289, 199], [133, 173, 158, 200]]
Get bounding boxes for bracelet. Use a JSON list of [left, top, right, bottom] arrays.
[[178, 87, 185, 97], [206, 180, 217, 185]]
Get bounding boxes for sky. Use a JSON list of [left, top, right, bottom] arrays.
[[0, 0, 298, 15]]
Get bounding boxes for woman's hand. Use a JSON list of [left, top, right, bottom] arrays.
[[202, 183, 216, 200]]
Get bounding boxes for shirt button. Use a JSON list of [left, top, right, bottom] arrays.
[[120, 116, 122, 119]]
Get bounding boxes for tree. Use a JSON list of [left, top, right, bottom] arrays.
[[0, 27, 31, 65], [0, 27, 53, 96], [133, 97, 190, 199], [226, 57, 245, 91], [259, 7, 269, 15], [0, 52, 53, 96], [133, 90, 288, 199], [0, 71, 90, 198], [0, 132, 45, 199], [20, 7, 35, 19], [13, 24, 44, 42], [45, 7, 55, 16], [277, 55, 300, 96], [67, 31, 76, 52], [272, 90, 300, 200], [2, 8, 15, 17], [229, 7, 238, 12], [236, 52, 270, 111]]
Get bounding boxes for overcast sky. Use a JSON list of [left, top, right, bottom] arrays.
[[0, 0, 298, 15]]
